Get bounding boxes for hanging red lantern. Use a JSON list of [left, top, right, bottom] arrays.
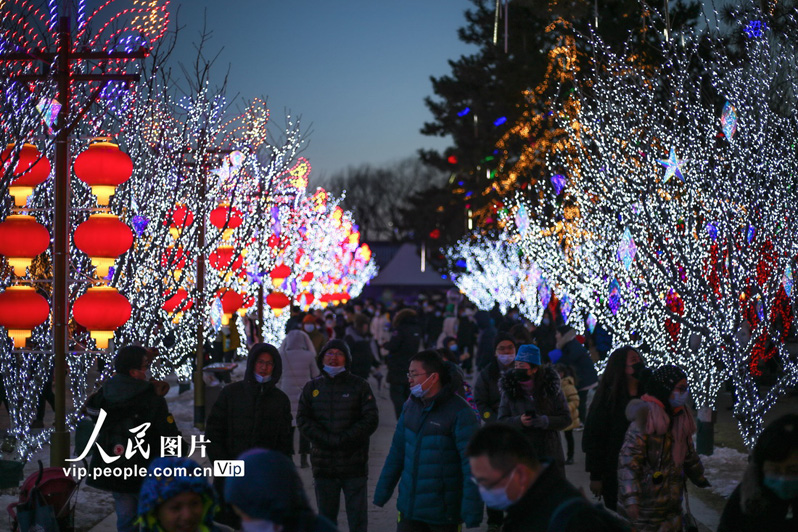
[[0, 215, 50, 276], [163, 289, 193, 323], [266, 291, 291, 317], [299, 272, 314, 287], [169, 204, 194, 239], [0, 286, 50, 348], [161, 246, 188, 279], [209, 245, 243, 272], [217, 288, 244, 325], [72, 286, 131, 348], [1, 143, 51, 207], [270, 263, 291, 288], [73, 214, 134, 278], [73, 138, 133, 205], [296, 291, 315, 309], [209, 203, 244, 239]]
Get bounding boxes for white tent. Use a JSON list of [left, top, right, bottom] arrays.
[[368, 243, 454, 287]]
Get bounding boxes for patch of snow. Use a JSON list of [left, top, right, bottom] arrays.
[[700, 446, 750, 498]]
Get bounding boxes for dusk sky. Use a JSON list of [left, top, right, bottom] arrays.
[[171, 1, 477, 180]]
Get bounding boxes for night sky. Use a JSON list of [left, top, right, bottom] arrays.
[[171, 1, 477, 180]]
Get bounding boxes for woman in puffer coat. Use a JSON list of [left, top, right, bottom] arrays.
[[279, 328, 320, 467], [617, 365, 710, 531], [498, 344, 571, 476]]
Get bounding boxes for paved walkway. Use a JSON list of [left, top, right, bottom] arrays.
[[87, 371, 722, 531]]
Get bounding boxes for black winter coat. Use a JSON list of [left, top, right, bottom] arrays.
[[583, 392, 641, 482], [384, 317, 422, 384], [503, 460, 584, 532], [344, 327, 378, 380], [473, 359, 505, 423], [559, 335, 598, 390], [718, 461, 798, 532], [205, 345, 293, 461], [296, 344, 379, 478], [85, 375, 181, 493]]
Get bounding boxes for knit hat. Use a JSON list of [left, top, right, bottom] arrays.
[[138, 457, 216, 531], [647, 364, 687, 405], [302, 314, 317, 324], [515, 344, 541, 366], [224, 449, 311, 523]]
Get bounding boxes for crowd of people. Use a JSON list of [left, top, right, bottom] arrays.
[[75, 293, 798, 532]]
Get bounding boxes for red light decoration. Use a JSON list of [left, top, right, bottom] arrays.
[[266, 291, 291, 316], [217, 289, 244, 325], [161, 246, 188, 277], [429, 229, 441, 240], [0, 286, 50, 348], [270, 263, 291, 288], [163, 289, 193, 323], [73, 139, 133, 205], [300, 272, 314, 287], [0, 143, 51, 207], [209, 203, 244, 238], [169, 204, 194, 239], [296, 291, 315, 309], [72, 286, 132, 349], [73, 214, 134, 278], [447, 155, 458, 165], [0, 215, 51, 276], [209, 245, 243, 272]]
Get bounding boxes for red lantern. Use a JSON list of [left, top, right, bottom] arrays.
[[270, 263, 291, 288], [0, 215, 50, 276], [209, 203, 244, 239], [73, 214, 134, 278], [163, 289, 193, 323], [266, 291, 291, 317], [217, 289, 244, 325], [0, 286, 50, 348], [169, 204, 194, 239], [161, 246, 188, 278], [296, 291, 315, 309], [73, 139, 133, 205], [72, 286, 131, 348], [209, 245, 243, 272], [300, 272, 314, 287], [1, 143, 51, 207]]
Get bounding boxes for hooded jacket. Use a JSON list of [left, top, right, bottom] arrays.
[[344, 325, 378, 380], [205, 343, 293, 461], [498, 365, 572, 473], [617, 398, 707, 532], [384, 311, 422, 384], [85, 374, 181, 493], [373, 381, 483, 528], [296, 339, 379, 478], [556, 329, 598, 390], [718, 459, 797, 532], [473, 358, 512, 423], [279, 329, 320, 417]]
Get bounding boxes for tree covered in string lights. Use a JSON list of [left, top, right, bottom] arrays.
[[530, 3, 798, 446]]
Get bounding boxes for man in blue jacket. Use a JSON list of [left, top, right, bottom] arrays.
[[374, 350, 482, 531]]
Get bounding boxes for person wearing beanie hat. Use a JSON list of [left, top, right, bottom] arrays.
[[555, 325, 599, 424], [138, 457, 218, 532], [225, 449, 336, 532], [498, 343, 572, 477], [296, 339, 378, 532], [617, 364, 709, 531], [473, 332, 518, 530], [301, 314, 327, 355], [205, 343, 293, 528]]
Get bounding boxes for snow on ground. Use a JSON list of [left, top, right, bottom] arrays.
[[700, 446, 750, 498]]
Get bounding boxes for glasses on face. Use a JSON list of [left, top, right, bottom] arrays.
[[471, 466, 515, 490], [255, 360, 274, 368], [407, 372, 428, 380]]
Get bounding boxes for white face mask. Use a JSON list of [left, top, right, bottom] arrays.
[[410, 375, 432, 398], [324, 365, 346, 377], [254, 374, 272, 383], [497, 354, 515, 367], [303, 323, 315, 332]]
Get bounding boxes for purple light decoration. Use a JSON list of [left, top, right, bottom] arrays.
[[131, 215, 149, 237], [744, 20, 767, 38], [457, 107, 471, 117], [105, 266, 115, 281], [560, 294, 572, 323], [586, 313, 597, 334], [538, 280, 551, 309], [550, 174, 567, 195], [706, 222, 718, 240], [617, 228, 637, 270], [493, 116, 507, 126], [608, 278, 621, 315], [721, 101, 738, 139], [756, 299, 765, 322], [747, 225, 756, 243]]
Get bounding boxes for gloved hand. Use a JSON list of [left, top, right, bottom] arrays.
[[694, 477, 711, 488], [528, 414, 549, 429]]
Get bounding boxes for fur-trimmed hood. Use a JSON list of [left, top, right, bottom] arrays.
[[500, 364, 561, 402]]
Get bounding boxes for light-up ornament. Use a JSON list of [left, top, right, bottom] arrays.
[[270, 263, 291, 288], [586, 313, 597, 334], [656, 147, 686, 183], [538, 280, 551, 309], [131, 215, 149, 237], [560, 294, 572, 323], [721, 101, 738, 140], [706, 222, 718, 240], [266, 292, 291, 317], [617, 228, 637, 270], [551, 174, 567, 195], [0, 286, 50, 348], [73, 139, 134, 205], [515, 203, 530, 235], [608, 278, 622, 315], [784, 263, 794, 298], [73, 214, 135, 278], [36, 97, 61, 133], [747, 225, 756, 244], [209, 298, 223, 333]]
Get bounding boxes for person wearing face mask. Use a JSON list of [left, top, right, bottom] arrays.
[[718, 413, 798, 532], [498, 344, 572, 477], [279, 327, 320, 469], [301, 314, 328, 355], [83, 346, 182, 532], [138, 456, 222, 532], [205, 343, 293, 528], [467, 424, 628, 532], [374, 350, 482, 531], [296, 340, 378, 532], [583, 346, 648, 511], [225, 449, 337, 532], [617, 365, 709, 531]]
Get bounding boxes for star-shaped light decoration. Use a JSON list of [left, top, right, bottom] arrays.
[[721, 101, 738, 140], [617, 227, 637, 270], [656, 147, 686, 183]]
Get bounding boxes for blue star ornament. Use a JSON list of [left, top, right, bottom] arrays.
[[656, 147, 686, 183]]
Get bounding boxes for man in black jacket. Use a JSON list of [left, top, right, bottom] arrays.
[[467, 424, 628, 532], [205, 343, 293, 526], [297, 339, 379, 532], [83, 345, 181, 532]]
